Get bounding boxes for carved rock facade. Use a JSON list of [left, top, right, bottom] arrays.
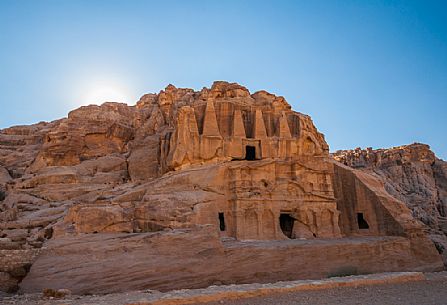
[[333, 143, 447, 265], [0, 82, 443, 293]]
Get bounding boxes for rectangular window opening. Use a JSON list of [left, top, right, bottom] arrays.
[[218, 212, 226, 231], [245, 145, 256, 161]]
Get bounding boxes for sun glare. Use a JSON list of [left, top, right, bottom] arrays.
[[86, 87, 128, 104], [78, 80, 132, 107]]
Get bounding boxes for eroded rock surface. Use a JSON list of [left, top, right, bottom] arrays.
[[0, 82, 443, 293], [333, 144, 447, 265]]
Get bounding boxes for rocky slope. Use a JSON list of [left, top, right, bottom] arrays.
[[0, 82, 443, 293], [333, 144, 447, 265], [0, 81, 336, 292]]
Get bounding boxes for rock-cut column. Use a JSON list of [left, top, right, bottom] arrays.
[[169, 106, 200, 168], [253, 109, 269, 158], [279, 112, 292, 139], [228, 109, 246, 159], [202, 101, 221, 137], [233, 109, 246, 138], [253, 109, 267, 139], [200, 101, 223, 160]]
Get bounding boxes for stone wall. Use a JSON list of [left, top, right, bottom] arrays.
[[19, 227, 442, 294]]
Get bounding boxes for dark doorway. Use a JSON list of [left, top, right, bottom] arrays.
[[279, 213, 295, 238], [357, 213, 369, 229], [218, 212, 226, 231], [245, 146, 256, 161]]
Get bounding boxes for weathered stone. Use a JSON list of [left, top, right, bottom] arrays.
[[0, 82, 443, 294], [42, 288, 72, 298], [18, 227, 439, 295], [333, 143, 447, 266], [0, 166, 11, 184], [0, 271, 17, 292], [2, 229, 28, 242], [62, 205, 133, 233]]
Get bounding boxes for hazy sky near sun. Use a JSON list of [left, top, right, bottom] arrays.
[[0, 0, 446, 159]]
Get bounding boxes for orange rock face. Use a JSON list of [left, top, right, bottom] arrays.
[[0, 82, 443, 293]]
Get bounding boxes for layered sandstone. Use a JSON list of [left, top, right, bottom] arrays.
[[0, 82, 443, 293], [333, 144, 447, 265]]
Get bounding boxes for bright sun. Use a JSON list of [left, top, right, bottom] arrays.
[[79, 80, 132, 106], [86, 87, 128, 104]]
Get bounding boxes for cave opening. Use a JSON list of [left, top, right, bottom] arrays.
[[279, 213, 295, 239], [218, 212, 226, 231], [245, 145, 256, 161], [357, 213, 369, 229]]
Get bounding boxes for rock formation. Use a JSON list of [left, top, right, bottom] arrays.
[[333, 143, 447, 265], [0, 82, 443, 293]]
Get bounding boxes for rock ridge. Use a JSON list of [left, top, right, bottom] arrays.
[[0, 82, 443, 293], [333, 143, 447, 265]]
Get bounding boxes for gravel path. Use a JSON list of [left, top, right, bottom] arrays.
[[200, 273, 447, 305], [1, 273, 446, 305]]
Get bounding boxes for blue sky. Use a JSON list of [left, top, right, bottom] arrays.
[[0, 0, 446, 159]]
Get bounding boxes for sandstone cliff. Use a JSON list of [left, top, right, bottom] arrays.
[[0, 82, 443, 293], [333, 144, 447, 265]]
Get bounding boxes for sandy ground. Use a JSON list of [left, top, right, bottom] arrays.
[[201, 273, 447, 305], [1, 272, 446, 305]]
